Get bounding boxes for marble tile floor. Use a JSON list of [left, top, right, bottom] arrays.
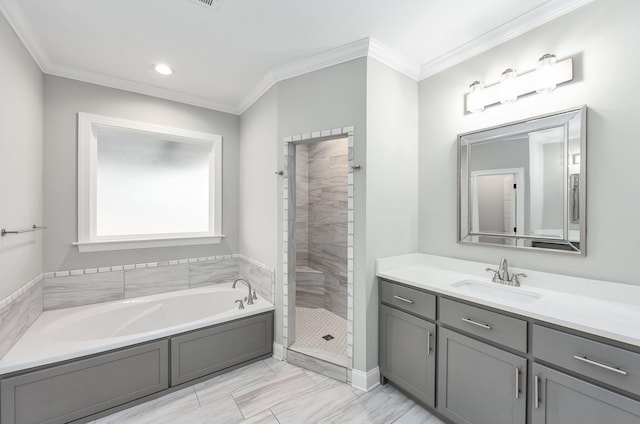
[[92, 357, 444, 424]]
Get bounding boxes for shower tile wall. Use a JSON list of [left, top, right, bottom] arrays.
[[295, 138, 348, 319]]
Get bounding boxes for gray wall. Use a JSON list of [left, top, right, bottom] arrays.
[[364, 58, 419, 371], [0, 13, 43, 299], [418, 0, 640, 285], [276, 58, 368, 360], [239, 86, 279, 269], [43, 76, 241, 272]]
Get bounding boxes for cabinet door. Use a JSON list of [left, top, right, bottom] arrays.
[[379, 304, 436, 407], [171, 312, 273, 386], [532, 363, 640, 424], [437, 328, 526, 424], [1, 340, 168, 424]]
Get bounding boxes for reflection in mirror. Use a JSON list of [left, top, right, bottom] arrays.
[[458, 106, 586, 254]]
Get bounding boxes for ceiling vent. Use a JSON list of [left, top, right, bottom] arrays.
[[191, 0, 220, 8]]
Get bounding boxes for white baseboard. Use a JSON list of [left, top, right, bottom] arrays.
[[272, 342, 285, 360], [351, 366, 380, 392]]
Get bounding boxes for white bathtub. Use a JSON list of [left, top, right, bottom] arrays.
[[0, 284, 274, 374]]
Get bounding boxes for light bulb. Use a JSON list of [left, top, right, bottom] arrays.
[[467, 81, 485, 113], [500, 68, 518, 104], [536, 53, 557, 93], [154, 63, 173, 75]]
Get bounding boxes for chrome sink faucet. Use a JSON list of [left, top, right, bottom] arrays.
[[233, 278, 255, 305], [486, 258, 527, 286]]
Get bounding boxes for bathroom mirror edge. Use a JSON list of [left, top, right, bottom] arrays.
[[457, 105, 587, 255]]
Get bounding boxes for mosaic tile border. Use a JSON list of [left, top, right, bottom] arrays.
[[0, 273, 43, 310], [282, 126, 355, 369]]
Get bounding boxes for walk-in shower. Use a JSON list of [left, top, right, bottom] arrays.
[[285, 135, 350, 368]]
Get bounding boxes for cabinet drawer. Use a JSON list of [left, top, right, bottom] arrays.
[[533, 325, 640, 395], [380, 279, 436, 321], [440, 298, 527, 352], [1, 340, 168, 424]]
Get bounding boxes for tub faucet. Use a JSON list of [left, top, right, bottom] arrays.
[[233, 278, 254, 305]]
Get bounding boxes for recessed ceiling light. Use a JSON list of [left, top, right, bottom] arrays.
[[154, 64, 173, 75]]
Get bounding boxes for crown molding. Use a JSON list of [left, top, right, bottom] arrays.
[[46, 62, 240, 114], [368, 38, 421, 81], [419, 0, 595, 80], [0, 0, 48, 70], [2, 0, 594, 115], [238, 38, 371, 114]]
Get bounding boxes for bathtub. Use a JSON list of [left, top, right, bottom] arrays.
[[0, 284, 274, 374]]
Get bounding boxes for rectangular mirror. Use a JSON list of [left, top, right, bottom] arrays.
[[458, 106, 586, 254]]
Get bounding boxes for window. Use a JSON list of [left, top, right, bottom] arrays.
[[76, 113, 223, 252]]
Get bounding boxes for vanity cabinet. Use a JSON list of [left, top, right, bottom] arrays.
[[531, 363, 640, 424], [378, 277, 640, 424], [437, 326, 526, 424], [379, 280, 436, 407]]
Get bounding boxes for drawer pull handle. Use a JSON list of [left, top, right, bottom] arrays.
[[572, 355, 628, 376], [393, 295, 414, 304], [534, 375, 540, 408], [461, 317, 491, 330], [515, 367, 521, 399], [427, 331, 431, 355]]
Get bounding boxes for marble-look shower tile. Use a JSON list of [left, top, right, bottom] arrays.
[[95, 387, 199, 424], [232, 367, 316, 418], [295, 267, 324, 309], [238, 259, 273, 301], [270, 378, 356, 423], [189, 258, 239, 288], [44, 271, 123, 310], [0, 279, 43, 358], [124, 264, 189, 298]]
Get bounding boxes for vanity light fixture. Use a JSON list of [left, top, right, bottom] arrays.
[[154, 63, 173, 75], [536, 53, 557, 93], [465, 54, 573, 113], [499, 68, 518, 103], [467, 81, 485, 113]]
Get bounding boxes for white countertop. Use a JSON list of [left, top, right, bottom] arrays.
[[376, 254, 640, 349]]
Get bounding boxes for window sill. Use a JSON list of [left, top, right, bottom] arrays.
[[73, 235, 225, 252]]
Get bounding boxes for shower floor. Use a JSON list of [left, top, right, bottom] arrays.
[[290, 307, 347, 367]]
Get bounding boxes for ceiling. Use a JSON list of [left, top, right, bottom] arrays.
[[0, 0, 593, 114]]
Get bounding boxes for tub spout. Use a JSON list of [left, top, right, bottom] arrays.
[[233, 278, 254, 305]]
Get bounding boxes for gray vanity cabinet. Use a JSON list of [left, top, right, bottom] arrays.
[[379, 304, 436, 407], [437, 327, 527, 424], [532, 363, 640, 424]]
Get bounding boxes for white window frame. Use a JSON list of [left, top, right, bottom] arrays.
[[75, 113, 223, 252]]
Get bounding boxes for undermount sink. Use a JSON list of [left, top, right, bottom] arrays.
[[451, 280, 542, 304]]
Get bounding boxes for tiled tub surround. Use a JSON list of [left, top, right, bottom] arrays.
[[376, 254, 640, 348], [282, 127, 356, 369], [43, 254, 274, 310], [0, 284, 274, 375], [0, 275, 43, 359]]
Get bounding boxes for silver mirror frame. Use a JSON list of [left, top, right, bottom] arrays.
[[457, 106, 587, 255]]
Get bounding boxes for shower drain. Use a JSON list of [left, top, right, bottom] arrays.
[[322, 334, 335, 341]]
